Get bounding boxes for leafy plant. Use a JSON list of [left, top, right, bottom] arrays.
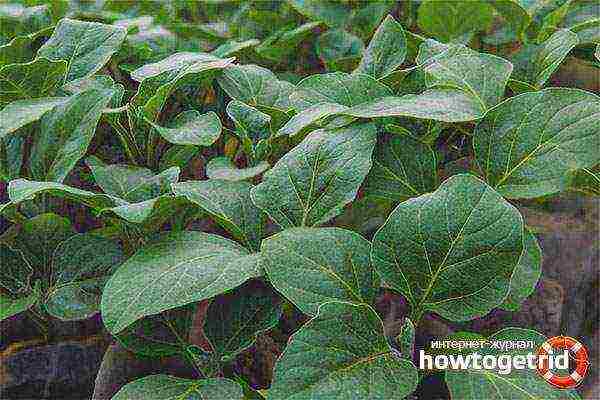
[[0, 1, 597, 399]]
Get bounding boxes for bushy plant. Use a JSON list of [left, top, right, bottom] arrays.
[[1, 1, 598, 399]]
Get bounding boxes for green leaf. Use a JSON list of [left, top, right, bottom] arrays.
[[205, 281, 282, 361], [37, 18, 127, 82], [159, 145, 199, 172], [417, 0, 495, 43], [130, 52, 224, 82], [371, 174, 524, 322], [290, 71, 392, 113], [86, 156, 178, 203], [340, 89, 485, 123], [0, 134, 25, 181], [561, 1, 600, 44], [364, 131, 437, 201], [255, 22, 320, 61], [101, 195, 185, 226], [250, 122, 376, 228], [0, 26, 54, 67], [446, 327, 580, 400], [147, 110, 221, 146], [473, 88, 600, 198], [8, 178, 116, 209], [316, 29, 364, 72], [0, 290, 38, 321], [173, 180, 265, 252], [500, 228, 542, 311], [262, 227, 378, 316], [111, 375, 243, 400], [226, 100, 271, 144], [0, 244, 33, 294], [10, 213, 75, 273], [45, 233, 124, 321], [101, 231, 262, 334], [30, 88, 114, 183], [131, 55, 234, 123], [212, 39, 260, 58], [0, 57, 67, 107], [206, 157, 269, 181], [0, 97, 67, 140], [397, 318, 415, 360], [217, 64, 295, 111], [490, 0, 532, 40], [512, 29, 579, 88], [117, 304, 195, 357], [277, 103, 349, 137], [267, 302, 418, 400], [355, 15, 406, 80], [417, 42, 513, 110]]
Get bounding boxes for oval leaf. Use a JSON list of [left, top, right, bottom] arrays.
[[250, 122, 377, 228], [474, 88, 600, 199], [262, 227, 378, 316], [371, 174, 524, 322], [101, 231, 261, 334], [268, 302, 418, 400]]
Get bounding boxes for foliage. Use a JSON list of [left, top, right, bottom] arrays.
[[0, 0, 597, 399]]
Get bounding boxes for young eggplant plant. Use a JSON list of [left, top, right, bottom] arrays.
[[0, 1, 598, 399]]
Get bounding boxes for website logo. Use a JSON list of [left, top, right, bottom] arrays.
[[419, 336, 590, 389]]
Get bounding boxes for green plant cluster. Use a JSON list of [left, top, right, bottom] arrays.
[[0, 1, 598, 399]]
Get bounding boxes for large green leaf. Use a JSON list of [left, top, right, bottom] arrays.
[[417, 0, 495, 43], [0, 97, 67, 140], [250, 122, 376, 228], [446, 328, 580, 400], [172, 180, 265, 252], [147, 110, 221, 146], [131, 55, 234, 123], [111, 375, 243, 400], [340, 89, 485, 123], [37, 18, 127, 82], [473, 88, 600, 199], [8, 178, 116, 209], [0, 244, 33, 294], [363, 130, 437, 201], [500, 228, 542, 311], [268, 302, 418, 400], [277, 103, 349, 137], [86, 156, 178, 203], [117, 304, 196, 357], [511, 29, 579, 88], [561, 1, 600, 44], [0, 26, 53, 67], [101, 231, 262, 334], [261, 227, 378, 316], [290, 72, 392, 113], [206, 157, 269, 181], [217, 64, 295, 111], [130, 52, 224, 82], [204, 282, 282, 361], [371, 174, 524, 322], [29, 88, 114, 183], [417, 41, 513, 110], [46, 233, 124, 321], [0, 57, 67, 107], [9, 213, 75, 274], [355, 15, 406, 80]]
